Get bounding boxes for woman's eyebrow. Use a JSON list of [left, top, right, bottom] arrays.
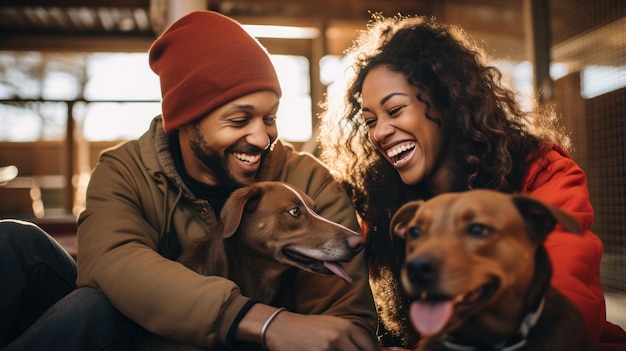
[[363, 92, 409, 111], [380, 92, 409, 105]]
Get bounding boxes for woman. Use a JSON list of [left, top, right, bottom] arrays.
[[319, 14, 626, 350]]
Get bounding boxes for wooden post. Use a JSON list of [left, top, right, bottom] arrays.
[[64, 101, 75, 214], [524, 0, 553, 104]]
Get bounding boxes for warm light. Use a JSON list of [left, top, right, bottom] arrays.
[[243, 25, 320, 39]]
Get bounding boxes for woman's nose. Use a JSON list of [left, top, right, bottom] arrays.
[[370, 117, 394, 143]]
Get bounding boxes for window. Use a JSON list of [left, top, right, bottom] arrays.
[[0, 51, 313, 142]]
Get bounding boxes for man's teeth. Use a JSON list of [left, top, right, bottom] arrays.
[[233, 152, 261, 163], [386, 143, 415, 158]]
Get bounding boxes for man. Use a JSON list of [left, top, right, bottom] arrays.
[[0, 11, 377, 351]]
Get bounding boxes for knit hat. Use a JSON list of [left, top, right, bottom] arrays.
[[149, 11, 282, 133]]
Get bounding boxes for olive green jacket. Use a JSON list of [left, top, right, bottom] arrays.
[[76, 116, 377, 347]]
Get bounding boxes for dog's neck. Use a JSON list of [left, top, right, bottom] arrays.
[[441, 296, 545, 351], [225, 240, 288, 304]]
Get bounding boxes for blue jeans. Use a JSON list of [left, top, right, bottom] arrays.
[[0, 219, 141, 351]]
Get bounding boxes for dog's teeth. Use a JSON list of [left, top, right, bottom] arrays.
[[453, 294, 464, 304], [420, 291, 428, 300]]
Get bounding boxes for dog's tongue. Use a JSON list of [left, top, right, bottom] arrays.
[[409, 300, 453, 336], [323, 261, 353, 284]]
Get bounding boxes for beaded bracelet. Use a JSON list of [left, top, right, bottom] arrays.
[[261, 307, 287, 350]]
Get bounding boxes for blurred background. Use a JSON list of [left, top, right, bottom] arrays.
[[0, 0, 624, 327]]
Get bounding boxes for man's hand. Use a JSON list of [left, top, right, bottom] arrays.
[[263, 311, 377, 351]]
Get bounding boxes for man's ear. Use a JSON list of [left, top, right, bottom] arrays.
[[390, 200, 423, 240]]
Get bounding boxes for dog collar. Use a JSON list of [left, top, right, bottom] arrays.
[[441, 297, 546, 351]]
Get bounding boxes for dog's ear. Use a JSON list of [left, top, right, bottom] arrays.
[[220, 185, 263, 238], [390, 200, 424, 240], [511, 194, 583, 243]]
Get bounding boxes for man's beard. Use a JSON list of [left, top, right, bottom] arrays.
[[188, 124, 245, 192]]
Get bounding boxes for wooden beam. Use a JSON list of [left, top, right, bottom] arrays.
[[1, 0, 150, 8], [0, 34, 154, 52]]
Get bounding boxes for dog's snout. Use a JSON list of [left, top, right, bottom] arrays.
[[345, 234, 365, 251], [406, 257, 437, 285]]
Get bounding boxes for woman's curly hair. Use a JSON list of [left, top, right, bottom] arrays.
[[319, 14, 570, 347]]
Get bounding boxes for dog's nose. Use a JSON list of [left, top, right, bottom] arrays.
[[406, 258, 437, 285], [345, 235, 365, 251]]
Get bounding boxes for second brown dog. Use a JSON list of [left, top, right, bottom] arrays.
[[391, 189, 592, 351]]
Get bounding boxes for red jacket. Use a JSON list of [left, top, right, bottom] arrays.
[[521, 144, 626, 350]]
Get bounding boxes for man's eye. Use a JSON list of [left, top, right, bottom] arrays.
[[229, 117, 248, 125], [264, 116, 277, 125]]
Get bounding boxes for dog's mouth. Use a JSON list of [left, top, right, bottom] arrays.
[[281, 248, 353, 284], [408, 278, 500, 337]]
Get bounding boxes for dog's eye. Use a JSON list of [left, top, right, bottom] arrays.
[[288, 207, 301, 217], [467, 223, 491, 238], [408, 226, 421, 239]]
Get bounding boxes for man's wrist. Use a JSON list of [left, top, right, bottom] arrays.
[[225, 299, 258, 348], [261, 307, 288, 350], [235, 303, 282, 344]]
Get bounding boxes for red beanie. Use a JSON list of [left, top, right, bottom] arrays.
[[149, 11, 282, 133]]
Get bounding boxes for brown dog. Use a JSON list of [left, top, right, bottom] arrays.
[[390, 189, 592, 351], [179, 180, 364, 302], [141, 181, 364, 350]]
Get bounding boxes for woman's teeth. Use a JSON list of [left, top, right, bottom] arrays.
[[387, 142, 415, 162], [386, 143, 415, 158]]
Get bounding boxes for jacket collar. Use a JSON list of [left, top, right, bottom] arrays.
[[138, 116, 194, 198], [257, 139, 289, 181]]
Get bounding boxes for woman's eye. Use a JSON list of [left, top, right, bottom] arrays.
[[288, 207, 300, 217], [467, 223, 492, 238], [362, 115, 377, 127], [388, 105, 404, 116], [365, 119, 376, 127]]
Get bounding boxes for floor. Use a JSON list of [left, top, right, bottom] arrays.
[[605, 291, 626, 329]]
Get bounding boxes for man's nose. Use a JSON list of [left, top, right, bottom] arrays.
[[246, 121, 271, 150]]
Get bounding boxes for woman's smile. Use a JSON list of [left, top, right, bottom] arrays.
[[385, 141, 416, 167]]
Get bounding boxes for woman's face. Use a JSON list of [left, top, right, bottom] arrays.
[[361, 65, 447, 188]]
